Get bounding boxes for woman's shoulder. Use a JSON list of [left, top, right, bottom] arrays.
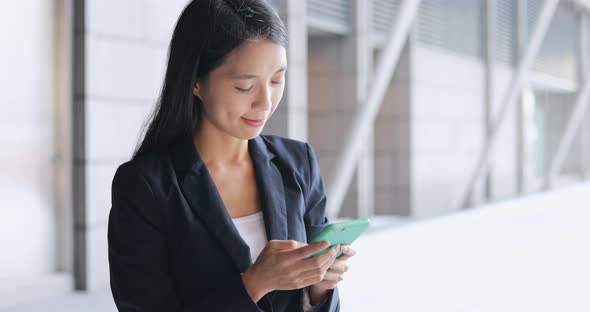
[[112, 145, 174, 191]]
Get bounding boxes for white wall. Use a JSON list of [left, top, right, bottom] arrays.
[[408, 44, 526, 217], [82, 0, 189, 290], [0, 0, 57, 284], [410, 45, 487, 218]]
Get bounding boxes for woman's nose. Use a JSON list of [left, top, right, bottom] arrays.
[[253, 85, 273, 111]]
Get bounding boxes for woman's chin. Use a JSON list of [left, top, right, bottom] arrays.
[[232, 127, 264, 141]]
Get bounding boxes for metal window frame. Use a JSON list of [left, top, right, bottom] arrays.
[[544, 19, 590, 188], [354, 0, 374, 219], [453, 0, 560, 210]]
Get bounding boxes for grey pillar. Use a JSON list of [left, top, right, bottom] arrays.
[[72, 0, 87, 290], [55, 0, 75, 278], [354, 0, 374, 218], [265, 0, 308, 141], [579, 15, 589, 179], [482, 0, 496, 204]]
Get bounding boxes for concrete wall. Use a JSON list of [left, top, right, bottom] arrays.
[[410, 45, 487, 218], [307, 35, 359, 219], [539, 92, 582, 177], [373, 43, 413, 216], [309, 38, 491, 219], [407, 46, 535, 217], [79, 0, 188, 290]]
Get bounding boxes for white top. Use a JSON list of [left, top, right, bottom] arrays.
[[231, 211, 268, 262], [232, 211, 317, 311]]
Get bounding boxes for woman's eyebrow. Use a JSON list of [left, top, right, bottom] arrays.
[[229, 67, 288, 80]]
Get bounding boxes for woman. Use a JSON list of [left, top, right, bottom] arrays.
[[108, 0, 356, 311]]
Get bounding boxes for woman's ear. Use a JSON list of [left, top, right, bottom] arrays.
[[193, 82, 201, 99]]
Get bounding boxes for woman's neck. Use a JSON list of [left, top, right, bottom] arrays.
[[193, 118, 250, 167]]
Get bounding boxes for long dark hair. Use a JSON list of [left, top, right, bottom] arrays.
[[133, 0, 287, 159]]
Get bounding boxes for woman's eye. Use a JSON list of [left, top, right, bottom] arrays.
[[271, 80, 283, 85], [235, 86, 254, 93]]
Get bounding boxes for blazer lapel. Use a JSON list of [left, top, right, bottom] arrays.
[[170, 135, 288, 274], [249, 136, 288, 243]]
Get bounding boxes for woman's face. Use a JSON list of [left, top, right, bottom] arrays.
[[194, 39, 287, 140]]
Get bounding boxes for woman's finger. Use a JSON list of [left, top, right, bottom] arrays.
[[340, 245, 356, 256], [297, 247, 338, 280], [326, 264, 347, 275], [296, 245, 339, 272], [310, 279, 339, 290], [321, 269, 344, 282], [329, 260, 349, 272], [336, 245, 356, 260], [287, 240, 330, 260], [297, 266, 340, 288]]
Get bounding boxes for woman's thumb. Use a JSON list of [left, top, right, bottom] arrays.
[[270, 240, 307, 251]]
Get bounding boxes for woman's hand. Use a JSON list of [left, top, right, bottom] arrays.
[[308, 244, 357, 305], [241, 240, 340, 303]]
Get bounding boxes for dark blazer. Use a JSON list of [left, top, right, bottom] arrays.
[[108, 134, 340, 311]]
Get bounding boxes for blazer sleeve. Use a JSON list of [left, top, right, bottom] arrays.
[[108, 164, 265, 312], [302, 143, 341, 312]]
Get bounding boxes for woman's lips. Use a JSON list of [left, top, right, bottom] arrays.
[[241, 117, 265, 127]]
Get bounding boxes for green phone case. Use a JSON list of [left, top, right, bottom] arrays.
[[307, 218, 370, 259]]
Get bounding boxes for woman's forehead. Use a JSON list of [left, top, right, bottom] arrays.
[[218, 39, 287, 76]]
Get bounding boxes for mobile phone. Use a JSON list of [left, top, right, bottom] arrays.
[[307, 218, 370, 259]]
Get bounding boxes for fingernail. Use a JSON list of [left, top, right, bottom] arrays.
[[341, 246, 349, 252]]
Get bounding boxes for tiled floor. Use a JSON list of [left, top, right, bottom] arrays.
[[3, 288, 115, 312], [339, 182, 590, 311]]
